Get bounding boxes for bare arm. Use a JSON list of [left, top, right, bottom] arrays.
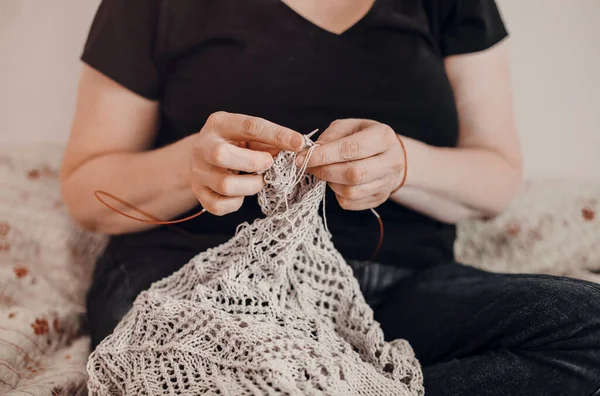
[[300, 41, 522, 224], [60, 65, 198, 234], [390, 41, 523, 223], [61, 65, 304, 235]]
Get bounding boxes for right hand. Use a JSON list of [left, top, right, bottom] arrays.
[[190, 111, 304, 215]]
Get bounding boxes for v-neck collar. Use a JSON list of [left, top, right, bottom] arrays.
[[277, 0, 379, 37]]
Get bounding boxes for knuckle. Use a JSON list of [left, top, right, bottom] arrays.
[[345, 165, 365, 185], [210, 143, 229, 165], [317, 150, 329, 167], [321, 166, 332, 179], [373, 197, 386, 208], [242, 117, 264, 138], [337, 196, 363, 211], [247, 157, 259, 172], [392, 159, 404, 173], [329, 119, 345, 129], [208, 111, 228, 126], [377, 191, 389, 200], [232, 197, 244, 212], [382, 124, 395, 137], [206, 202, 222, 216], [217, 176, 234, 196], [206, 198, 226, 216], [340, 139, 361, 160], [273, 127, 286, 147], [213, 206, 229, 216], [312, 166, 327, 181], [372, 194, 387, 206], [244, 152, 264, 172], [345, 186, 362, 201], [214, 197, 243, 216], [337, 196, 352, 210], [249, 180, 264, 195], [256, 153, 273, 171]]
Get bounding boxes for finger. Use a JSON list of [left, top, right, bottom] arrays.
[[335, 193, 387, 211], [201, 142, 274, 173], [297, 125, 389, 168], [208, 111, 304, 151], [317, 119, 376, 144], [247, 142, 281, 157], [329, 177, 389, 201], [190, 184, 244, 216], [197, 166, 266, 197], [307, 153, 394, 185]]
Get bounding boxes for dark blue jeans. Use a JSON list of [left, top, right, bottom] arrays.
[[87, 250, 600, 396]]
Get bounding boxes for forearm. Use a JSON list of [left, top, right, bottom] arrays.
[[390, 186, 481, 224], [60, 136, 198, 234], [390, 137, 522, 222]]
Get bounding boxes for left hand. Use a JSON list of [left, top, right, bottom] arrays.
[[296, 119, 406, 211]]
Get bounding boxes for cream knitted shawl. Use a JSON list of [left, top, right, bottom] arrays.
[[87, 142, 423, 396]]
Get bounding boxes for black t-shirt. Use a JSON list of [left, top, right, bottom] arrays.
[[82, 0, 507, 268]]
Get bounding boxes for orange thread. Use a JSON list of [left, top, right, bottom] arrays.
[[369, 209, 384, 262], [392, 135, 408, 194], [94, 190, 205, 225], [369, 134, 408, 261]]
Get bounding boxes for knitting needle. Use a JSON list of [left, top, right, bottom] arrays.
[[301, 129, 320, 152], [305, 128, 319, 143], [306, 129, 319, 139]]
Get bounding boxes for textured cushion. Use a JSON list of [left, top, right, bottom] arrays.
[[457, 179, 600, 283], [0, 143, 106, 395]]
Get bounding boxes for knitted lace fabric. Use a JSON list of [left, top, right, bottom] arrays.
[[87, 143, 424, 396]]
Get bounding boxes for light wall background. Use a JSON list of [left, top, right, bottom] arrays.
[[1, 0, 599, 181]]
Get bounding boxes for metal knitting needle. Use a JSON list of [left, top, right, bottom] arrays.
[[303, 129, 319, 150], [306, 128, 319, 139]]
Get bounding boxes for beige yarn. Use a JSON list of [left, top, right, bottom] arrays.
[[87, 139, 423, 396]]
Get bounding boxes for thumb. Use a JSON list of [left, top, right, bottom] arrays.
[[319, 119, 369, 144]]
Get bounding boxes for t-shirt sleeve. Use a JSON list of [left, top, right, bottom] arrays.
[[81, 0, 163, 99], [440, 0, 508, 57]]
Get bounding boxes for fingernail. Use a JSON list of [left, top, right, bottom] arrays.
[[296, 153, 305, 167]]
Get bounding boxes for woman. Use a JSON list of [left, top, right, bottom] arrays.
[[60, 0, 600, 394]]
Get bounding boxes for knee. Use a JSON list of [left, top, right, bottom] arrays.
[[523, 276, 600, 315], [506, 275, 600, 347]]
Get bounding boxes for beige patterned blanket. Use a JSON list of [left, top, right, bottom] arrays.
[[1, 144, 598, 395]]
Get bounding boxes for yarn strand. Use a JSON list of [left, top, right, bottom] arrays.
[[93, 190, 206, 225]]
